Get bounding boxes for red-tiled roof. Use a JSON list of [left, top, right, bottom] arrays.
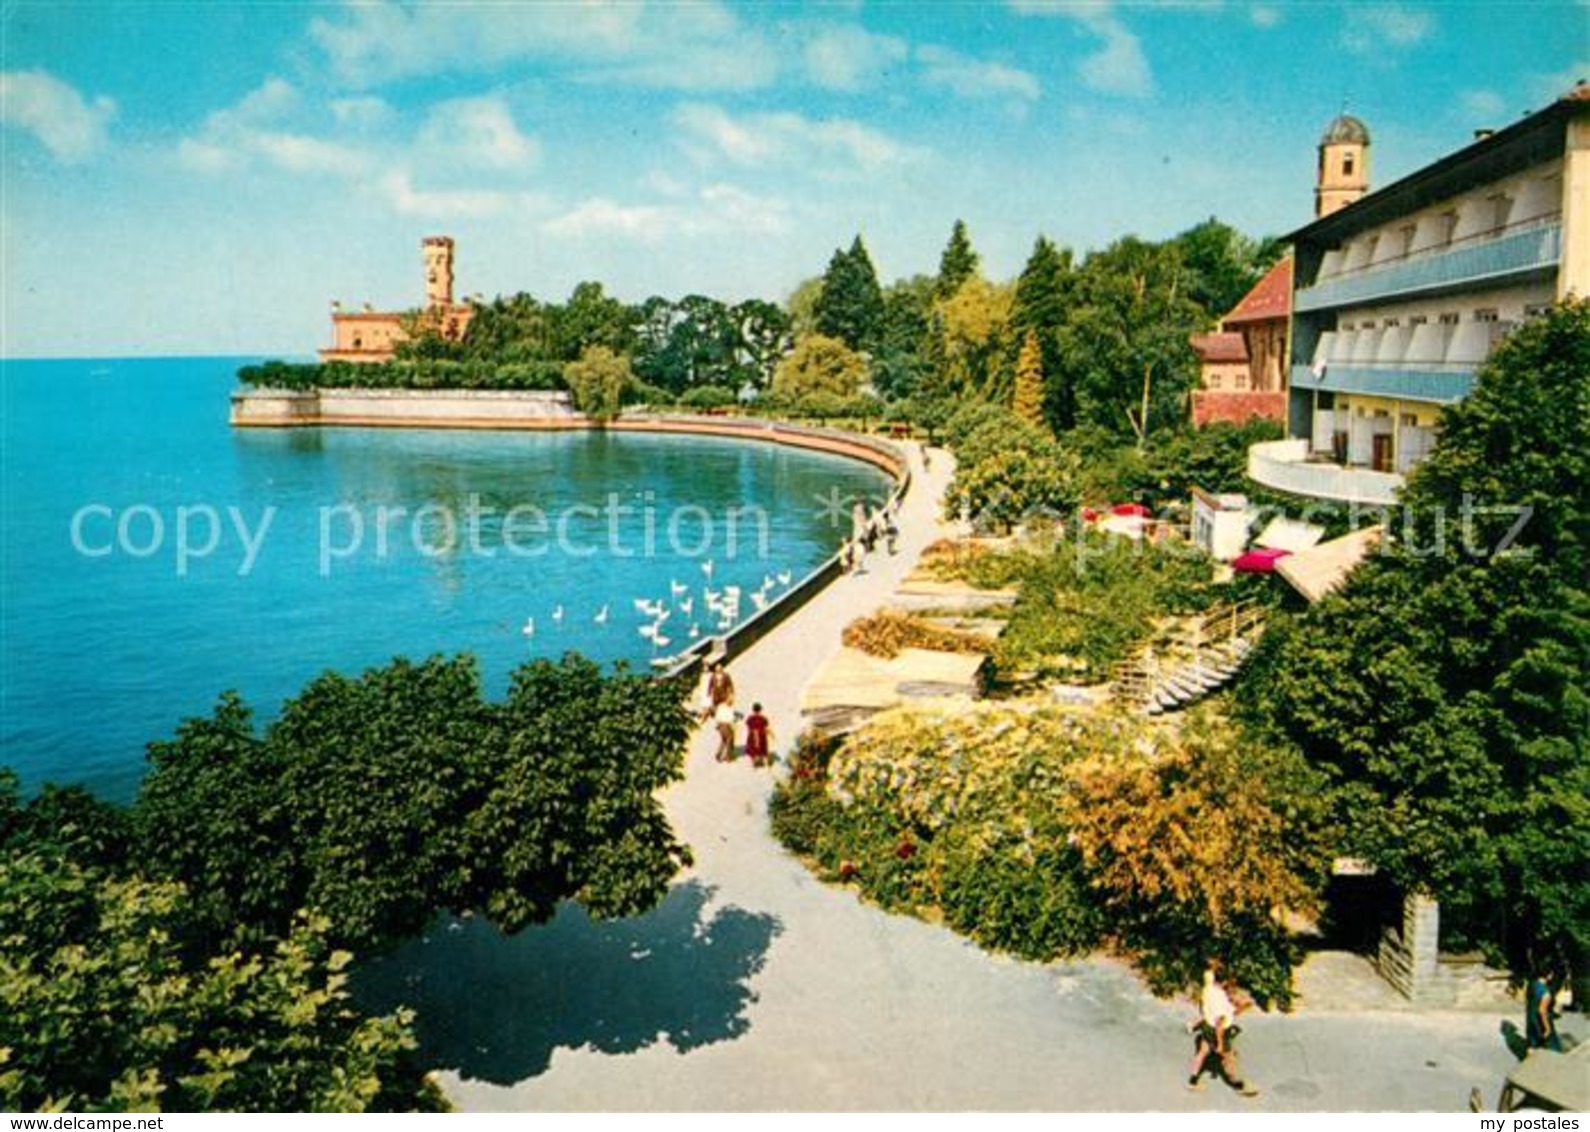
[[1190, 331, 1249, 363], [1222, 257, 1293, 326]]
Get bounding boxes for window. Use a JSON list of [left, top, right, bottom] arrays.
[[1343, 153, 1356, 177], [1410, 314, 1428, 326], [1373, 409, 1390, 419], [1440, 212, 1459, 243], [1398, 224, 1416, 257], [1439, 312, 1460, 326], [1400, 413, 1418, 427], [1523, 303, 1551, 321], [1475, 308, 1500, 323], [1488, 194, 1514, 230], [1383, 317, 1401, 328]]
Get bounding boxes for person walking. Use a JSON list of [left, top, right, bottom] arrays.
[[1187, 961, 1260, 1097], [744, 702, 772, 767], [713, 700, 738, 762], [1526, 968, 1563, 1052], [702, 661, 735, 720]]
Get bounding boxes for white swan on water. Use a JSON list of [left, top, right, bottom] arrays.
[[520, 617, 535, 637], [594, 604, 609, 624]]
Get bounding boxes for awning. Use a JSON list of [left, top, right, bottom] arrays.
[[1232, 547, 1292, 573]]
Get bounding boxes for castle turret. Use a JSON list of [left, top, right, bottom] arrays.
[[423, 236, 455, 310], [1316, 114, 1371, 218]]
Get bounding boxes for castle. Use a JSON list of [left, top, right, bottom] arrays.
[[320, 236, 474, 363]]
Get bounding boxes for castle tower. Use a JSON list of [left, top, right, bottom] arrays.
[[422, 236, 455, 310], [1316, 114, 1371, 218]]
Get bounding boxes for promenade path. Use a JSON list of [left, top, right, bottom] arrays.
[[386, 443, 1533, 1111]]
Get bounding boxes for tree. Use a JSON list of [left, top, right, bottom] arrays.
[[730, 298, 793, 391], [564, 345, 634, 421], [1242, 300, 1590, 971], [552, 281, 634, 360], [1170, 217, 1284, 321], [1051, 237, 1204, 443], [0, 775, 439, 1112], [771, 334, 868, 402], [872, 275, 936, 399], [946, 410, 1079, 529], [935, 276, 1013, 399], [935, 220, 980, 301], [1011, 236, 1075, 429], [814, 236, 885, 354], [1013, 330, 1046, 429], [136, 654, 694, 952]]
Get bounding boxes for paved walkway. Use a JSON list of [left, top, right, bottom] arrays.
[[389, 443, 1540, 1111]]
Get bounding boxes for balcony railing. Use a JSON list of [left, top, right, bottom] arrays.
[[1247, 439, 1404, 506], [1296, 216, 1561, 312], [1290, 363, 1477, 404]]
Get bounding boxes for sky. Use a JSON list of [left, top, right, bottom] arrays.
[[1, 1, 1585, 358]]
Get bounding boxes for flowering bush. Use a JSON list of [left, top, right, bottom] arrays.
[[840, 609, 984, 659]]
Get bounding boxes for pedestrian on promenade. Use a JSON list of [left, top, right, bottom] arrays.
[[1187, 960, 1260, 1097], [713, 700, 738, 762], [744, 702, 772, 767], [885, 512, 900, 555], [1526, 967, 1563, 1052], [703, 661, 735, 720]]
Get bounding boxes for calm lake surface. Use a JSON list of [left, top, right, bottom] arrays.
[[0, 357, 889, 799]]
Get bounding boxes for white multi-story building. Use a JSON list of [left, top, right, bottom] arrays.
[[1250, 83, 1590, 505]]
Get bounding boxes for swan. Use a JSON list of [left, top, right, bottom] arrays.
[[520, 617, 535, 637], [594, 604, 609, 624]]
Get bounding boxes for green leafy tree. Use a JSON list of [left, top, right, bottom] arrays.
[[771, 333, 868, 403], [934, 276, 1014, 399], [552, 281, 634, 361], [934, 219, 980, 301], [1170, 217, 1283, 320], [564, 345, 634, 421], [814, 236, 885, 354], [873, 275, 936, 399], [947, 411, 1079, 529], [1242, 300, 1590, 971], [137, 654, 694, 952]]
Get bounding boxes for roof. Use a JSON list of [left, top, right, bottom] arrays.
[[1254, 515, 1325, 552], [1287, 85, 1590, 247], [1276, 526, 1384, 603], [1190, 331, 1249, 363], [1320, 114, 1371, 146], [1222, 257, 1293, 326]]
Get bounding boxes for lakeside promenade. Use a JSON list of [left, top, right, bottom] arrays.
[[388, 442, 1542, 1111]]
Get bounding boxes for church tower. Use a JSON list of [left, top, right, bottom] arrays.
[[1316, 114, 1371, 218], [422, 236, 455, 310]]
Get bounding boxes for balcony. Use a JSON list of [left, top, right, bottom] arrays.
[[1295, 216, 1561, 312], [1290, 363, 1477, 404], [1247, 439, 1404, 506]]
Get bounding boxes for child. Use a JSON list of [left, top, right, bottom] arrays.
[[745, 702, 771, 767]]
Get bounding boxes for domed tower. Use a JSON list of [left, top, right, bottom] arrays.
[[1316, 114, 1371, 218], [422, 236, 455, 311]]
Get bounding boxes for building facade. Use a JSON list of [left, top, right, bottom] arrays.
[[320, 236, 474, 363], [1190, 256, 1294, 427], [1251, 85, 1590, 504]]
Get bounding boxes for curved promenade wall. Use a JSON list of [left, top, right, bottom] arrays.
[[231, 386, 912, 683]]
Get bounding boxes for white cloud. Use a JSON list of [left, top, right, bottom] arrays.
[[1006, 2, 1152, 97], [672, 102, 927, 175], [915, 44, 1040, 102], [1250, 4, 1281, 28], [177, 78, 373, 178], [1460, 89, 1507, 121], [415, 96, 539, 171], [382, 171, 548, 219], [1529, 62, 1590, 106], [800, 24, 908, 91], [697, 183, 790, 235], [543, 197, 671, 241], [0, 70, 116, 162], [308, 0, 778, 92], [330, 95, 395, 130], [1341, 5, 1435, 55]]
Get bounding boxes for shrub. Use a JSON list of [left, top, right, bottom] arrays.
[[679, 384, 737, 410], [841, 609, 984, 658]]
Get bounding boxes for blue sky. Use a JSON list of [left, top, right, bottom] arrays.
[[2, 1, 1584, 357]]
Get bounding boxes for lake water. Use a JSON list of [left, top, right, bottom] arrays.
[[0, 358, 889, 800]]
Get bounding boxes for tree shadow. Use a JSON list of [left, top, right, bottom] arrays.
[[1499, 1020, 1529, 1061], [355, 881, 782, 1085]]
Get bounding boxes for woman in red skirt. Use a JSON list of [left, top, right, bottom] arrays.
[[744, 702, 772, 767]]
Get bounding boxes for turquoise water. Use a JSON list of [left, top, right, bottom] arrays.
[[0, 358, 889, 800]]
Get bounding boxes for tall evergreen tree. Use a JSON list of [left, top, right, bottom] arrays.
[[935, 219, 980, 301], [814, 235, 886, 354], [1012, 235, 1075, 429], [1013, 329, 1047, 429]]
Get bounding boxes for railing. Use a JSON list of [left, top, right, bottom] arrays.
[[1290, 363, 1478, 404], [1296, 217, 1561, 312], [1247, 438, 1404, 506]]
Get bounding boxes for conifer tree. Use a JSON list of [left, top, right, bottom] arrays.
[[814, 235, 886, 354], [1013, 329, 1047, 429], [1012, 235, 1074, 429], [935, 220, 980, 301]]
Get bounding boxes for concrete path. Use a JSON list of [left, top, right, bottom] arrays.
[[391, 443, 1538, 1111]]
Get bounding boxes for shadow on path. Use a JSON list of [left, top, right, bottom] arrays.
[[356, 881, 782, 1085]]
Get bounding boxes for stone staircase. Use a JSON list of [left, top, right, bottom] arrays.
[[1110, 601, 1267, 715]]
